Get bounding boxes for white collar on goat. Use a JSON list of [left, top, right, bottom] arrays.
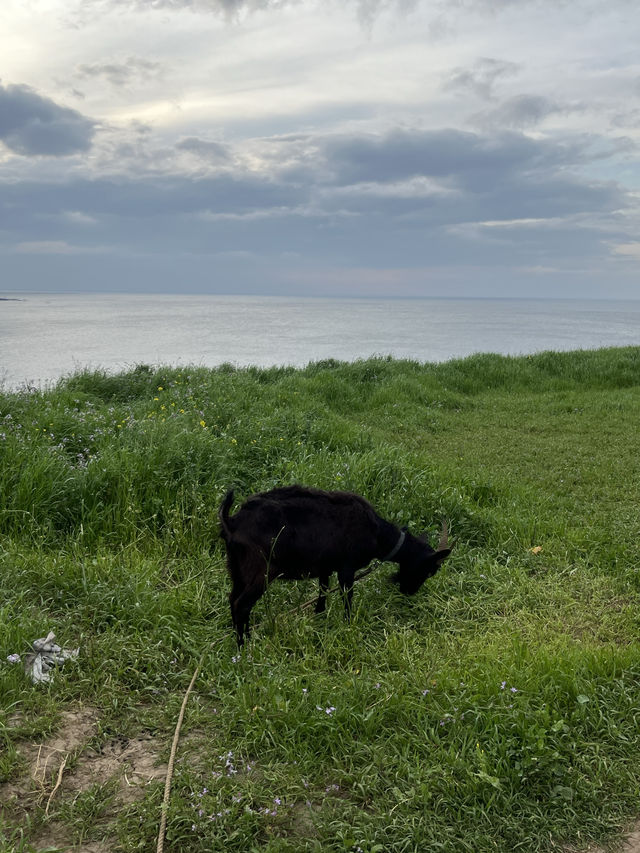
[[383, 529, 406, 562]]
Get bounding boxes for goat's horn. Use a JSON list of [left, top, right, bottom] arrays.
[[438, 521, 449, 550]]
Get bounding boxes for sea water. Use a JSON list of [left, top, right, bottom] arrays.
[[1, 293, 639, 389]]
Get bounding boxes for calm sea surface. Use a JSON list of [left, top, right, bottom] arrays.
[[1, 293, 639, 389]]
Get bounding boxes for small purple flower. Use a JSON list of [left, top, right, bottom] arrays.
[[510, 686, 518, 693], [274, 797, 281, 805], [7, 654, 20, 664], [191, 824, 197, 831], [374, 682, 381, 689], [422, 689, 430, 695], [500, 681, 507, 690]]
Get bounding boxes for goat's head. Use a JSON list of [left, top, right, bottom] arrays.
[[390, 522, 452, 594]]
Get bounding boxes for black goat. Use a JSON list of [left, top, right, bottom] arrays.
[[219, 485, 451, 645]]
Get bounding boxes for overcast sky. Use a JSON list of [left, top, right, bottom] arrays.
[[1, 0, 639, 298]]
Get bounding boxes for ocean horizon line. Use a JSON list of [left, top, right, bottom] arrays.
[[2, 291, 640, 304]]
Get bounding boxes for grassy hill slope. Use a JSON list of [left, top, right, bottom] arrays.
[[1, 348, 639, 852]]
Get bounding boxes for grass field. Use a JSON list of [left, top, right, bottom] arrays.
[[1, 348, 639, 852]]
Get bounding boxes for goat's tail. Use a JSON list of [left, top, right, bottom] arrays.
[[218, 490, 235, 540]]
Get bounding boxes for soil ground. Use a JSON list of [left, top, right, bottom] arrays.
[[1, 704, 167, 852], [1, 704, 638, 853]]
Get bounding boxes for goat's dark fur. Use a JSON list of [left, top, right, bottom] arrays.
[[219, 485, 451, 645]]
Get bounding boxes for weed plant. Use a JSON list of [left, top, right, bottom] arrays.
[[1, 348, 639, 852]]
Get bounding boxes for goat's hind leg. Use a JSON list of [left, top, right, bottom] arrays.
[[315, 573, 330, 614], [231, 585, 263, 646], [337, 567, 356, 620]]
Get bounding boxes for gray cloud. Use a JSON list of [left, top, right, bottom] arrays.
[[90, 0, 419, 24], [176, 137, 231, 162], [611, 107, 640, 129], [0, 172, 304, 230], [354, 0, 418, 26], [0, 125, 629, 276], [443, 57, 520, 100], [92, 0, 613, 14], [319, 127, 587, 189], [94, 0, 294, 17], [0, 83, 96, 156], [76, 56, 164, 88], [471, 94, 586, 130]]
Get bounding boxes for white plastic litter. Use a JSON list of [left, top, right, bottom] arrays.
[[23, 631, 79, 684]]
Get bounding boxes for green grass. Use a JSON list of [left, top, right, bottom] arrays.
[[1, 348, 639, 852]]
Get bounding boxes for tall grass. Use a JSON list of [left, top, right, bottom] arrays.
[[1, 348, 639, 852]]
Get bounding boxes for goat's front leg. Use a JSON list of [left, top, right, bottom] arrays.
[[315, 573, 330, 614], [338, 567, 355, 620]]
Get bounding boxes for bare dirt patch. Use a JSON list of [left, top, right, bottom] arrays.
[[581, 826, 640, 853], [27, 827, 112, 853], [1, 704, 167, 852], [65, 733, 167, 804], [1, 705, 100, 806], [624, 828, 640, 853]]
